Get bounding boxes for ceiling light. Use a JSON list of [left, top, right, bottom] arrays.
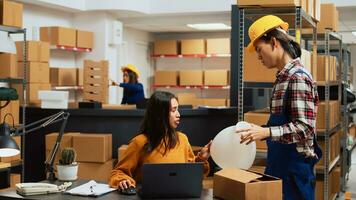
[[352, 31, 356, 36], [187, 23, 231, 30]]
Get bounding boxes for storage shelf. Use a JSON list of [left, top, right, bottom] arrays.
[[50, 45, 92, 52], [0, 25, 25, 34], [52, 86, 84, 90], [316, 155, 340, 174], [0, 78, 25, 84], [153, 85, 230, 89], [152, 54, 231, 58], [244, 82, 274, 88], [317, 124, 341, 137]]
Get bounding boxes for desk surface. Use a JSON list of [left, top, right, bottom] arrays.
[[0, 180, 216, 200]]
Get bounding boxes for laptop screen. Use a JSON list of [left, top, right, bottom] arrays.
[[140, 163, 204, 198]]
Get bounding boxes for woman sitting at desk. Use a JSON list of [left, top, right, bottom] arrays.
[[109, 91, 211, 190]]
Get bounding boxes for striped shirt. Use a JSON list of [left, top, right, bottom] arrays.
[[269, 58, 319, 158]]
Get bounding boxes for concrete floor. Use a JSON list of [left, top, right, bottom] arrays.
[[337, 149, 356, 200]]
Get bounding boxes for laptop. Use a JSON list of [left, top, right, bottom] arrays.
[[140, 162, 204, 198]]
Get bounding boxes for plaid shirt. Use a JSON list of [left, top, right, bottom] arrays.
[[269, 58, 319, 158]]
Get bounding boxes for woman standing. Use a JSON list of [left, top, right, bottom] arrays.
[[236, 15, 322, 200]]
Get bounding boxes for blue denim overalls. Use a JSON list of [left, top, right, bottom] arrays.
[[265, 68, 322, 200]]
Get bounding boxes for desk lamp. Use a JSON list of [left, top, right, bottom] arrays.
[[0, 111, 70, 181]]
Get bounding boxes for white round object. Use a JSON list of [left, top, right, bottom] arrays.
[[210, 122, 256, 169]]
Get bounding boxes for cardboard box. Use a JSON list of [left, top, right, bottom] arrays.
[[244, 48, 278, 82], [306, 0, 313, 17], [77, 68, 83, 86], [50, 68, 77, 86], [237, 0, 300, 7], [206, 38, 230, 54], [204, 70, 229, 86], [0, 53, 17, 78], [0, 136, 21, 163], [201, 98, 227, 107], [0, 100, 19, 125], [213, 168, 282, 200], [154, 71, 178, 86], [76, 30, 93, 49], [314, 0, 321, 21], [13, 83, 51, 104], [117, 145, 128, 161], [176, 93, 197, 106], [301, 49, 312, 74], [16, 41, 38, 62], [73, 133, 112, 163], [181, 39, 205, 55], [83, 60, 109, 103], [102, 104, 136, 110], [179, 70, 203, 86], [0, 0, 23, 28], [317, 101, 339, 130], [332, 167, 340, 194], [39, 41, 50, 62], [18, 62, 49, 83], [317, 4, 338, 32], [78, 159, 114, 182], [40, 27, 76, 47], [45, 132, 80, 151], [154, 40, 178, 55], [244, 111, 269, 150]]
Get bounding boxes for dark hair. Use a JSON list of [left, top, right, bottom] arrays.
[[138, 91, 179, 155], [259, 28, 301, 59], [125, 70, 138, 84]]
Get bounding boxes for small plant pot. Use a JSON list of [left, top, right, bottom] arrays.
[[57, 163, 78, 181]]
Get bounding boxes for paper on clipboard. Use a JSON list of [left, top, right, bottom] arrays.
[[65, 180, 116, 196]]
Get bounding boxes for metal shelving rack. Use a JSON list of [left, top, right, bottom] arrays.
[[0, 25, 27, 182]]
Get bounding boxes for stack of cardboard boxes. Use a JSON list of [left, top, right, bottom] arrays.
[[45, 132, 114, 182], [83, 60, 109, 103], [14, 41, 51, 105]]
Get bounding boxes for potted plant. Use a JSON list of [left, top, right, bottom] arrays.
[[56, 147, 78, 181]]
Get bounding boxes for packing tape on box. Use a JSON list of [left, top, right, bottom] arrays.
[[211, 122, 256, 170]]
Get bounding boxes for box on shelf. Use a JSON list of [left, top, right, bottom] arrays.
[[213, 168, 282, 200], [206, 38, 230, 55], [50, 68, 77, 86], [313, 0, 321, 21], [40, 26, 76, 47], [76, 30, 93, 49], [317, 3, 338, 32], [200, 98, 227, 107], [78, 159, 115, 182], [73, 133, 112, 163], [204, 70, 229, 86], [77, 68, 83, 86], [301, 49, 312, 74], [154, 71, 178, 86], [332, 167, 340, 194], [244, 48, 278, 82], [13, 83, 51, 104], [181, 39, 205, 55], [244, 110, 270, 150], [0, 0, 23, 28], [316, 55, 337, 82], [306, 0, 313, 17], [237, 0, 300, 7], [316, 100, 339, 130], [0, 53, 17, 78], [16, 41, 49, 62], [176, 93, 197, 106], [315, 169, 334, 200], [179, 70, 203, 86], [18, 62, 49, 83], [0, 100, 19, 125], [153, 40, 178, 55]]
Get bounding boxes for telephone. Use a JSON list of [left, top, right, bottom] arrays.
[[16, 182, 72, 196]]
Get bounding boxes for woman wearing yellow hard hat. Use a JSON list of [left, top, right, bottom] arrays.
[[236, 15, 322, 200], [113, 64, 144, 105]]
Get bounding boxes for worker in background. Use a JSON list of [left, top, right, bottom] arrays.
[[112, 64, 144, 105], [235, 15, 322, 200], [109, 91, 211, 192]]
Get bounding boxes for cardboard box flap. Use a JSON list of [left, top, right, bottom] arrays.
[[215, 168, 262, 183]]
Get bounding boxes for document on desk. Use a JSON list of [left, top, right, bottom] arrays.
[[65, 180, 117, 196]]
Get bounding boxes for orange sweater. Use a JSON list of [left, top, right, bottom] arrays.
[[109, 132, 210, 188]]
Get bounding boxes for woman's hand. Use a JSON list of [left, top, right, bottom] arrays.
[[197, 140, 212, 161], [236, 123, 270, 144], [118, 179, 135, 190]]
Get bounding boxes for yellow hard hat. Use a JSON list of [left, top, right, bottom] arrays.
[[247, 15, 289, 52], [121, 64, 140, 77]]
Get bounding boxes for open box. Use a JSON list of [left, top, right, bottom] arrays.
[[213, 168, 282, 200]]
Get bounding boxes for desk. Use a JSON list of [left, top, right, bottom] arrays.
[[0, 180, 216, 200]]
